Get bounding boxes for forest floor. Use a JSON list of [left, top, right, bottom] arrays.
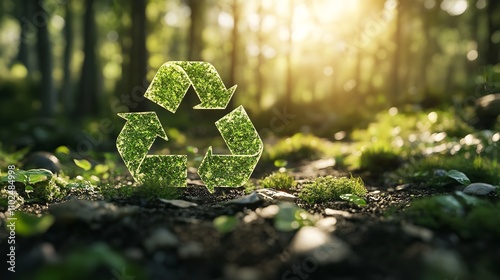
[[2, 160, 499, 280]]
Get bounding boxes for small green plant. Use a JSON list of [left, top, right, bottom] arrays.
[[274, 203, 316, 232], [393, 155, 499, 187], [404, 192, 500, 239], [0, 169, 65, 203], [259, 172, 297, 190], [73, 158, 111, 183], [299, 175, 367, 204], [213, 215, 239, 234], [265, 133, 328, 162], [358, 144, 403, 172]]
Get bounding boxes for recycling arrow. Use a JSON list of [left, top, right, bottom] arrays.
[[116, 112, 187, 186], [144, 61, 237, 113], [197, 105, 263, 192], [117, 60, 263, 193]]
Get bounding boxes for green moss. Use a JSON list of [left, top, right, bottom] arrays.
[[101, 182, 182, 200], [359, 145, 403, 172], [404, 192, 500, 239], [394, 155, 500, 187], [260, 172, 297, 190], [299, 175, 367, 204], [264, 133, 328, 162]]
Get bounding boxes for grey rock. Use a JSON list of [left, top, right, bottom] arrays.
[[225, 191, 262, 205], [257, 205, 280, 219], [289, 226, 351, 264], [324, 208, 352, 218], [224, 264, 262, 280], [144, 228, 179, 252], [49, 200, 139, 224], [315, 217, 337, 233], [178, 242, 204, 259], [22, 152, 61, 173], [255, 188, 297, 202], [433, 169, 447, 177], [402, 222, 433, 242], [463, 182, 496, 195], [158, 198, 198, 208]]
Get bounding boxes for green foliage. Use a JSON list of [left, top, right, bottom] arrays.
[[358, 144, 402, 172], [265, 133, 328, 162], [0, 168, 65, 203], [404, 192, 500, 239], [394, 156, 500, 187], [213, 215, 238, 234], [35, 243, 145, 280], [13, 212, 54, 237], [299, 175, 367, 204], [340, 193, 367, 207], [0, 144, 30, 170], [73, 159, 92, 171], [259, 172, 297, 190], [274, 203, 316, 232]]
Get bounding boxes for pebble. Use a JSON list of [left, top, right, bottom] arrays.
[[257, 205, 280, 219], [314, 217, 337, 233], [463, 182, 496, 195], [22, 151, 61, 173], [324, 208, 352, 218], [143, 228, 179, 252], [178, 242, 204, 259], [224, 264, 262, 280], [255, 188, 297, 202], [158, 198, 198, 208], [225, 192, 262, 205], [48, 200, 139, 224], [288, 226, 351, 264]]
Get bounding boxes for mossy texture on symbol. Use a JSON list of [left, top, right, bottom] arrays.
[[117, 61, 262, 192]]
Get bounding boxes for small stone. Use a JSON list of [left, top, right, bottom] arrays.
[[324, 208, 352, 218], [224, 264, 262, 280], [144, 228, 179, 252], [402, 222, 433, 242], [315, 217, 337, 232], [433, 169, 447, 177], [396, 183, 411, 191], [463, 182, 496, 196], [289, 226, 351, 264], [257, 205, 280, 219], [22, 151, 61, 173], [158, 198, 198, 208], [178, 242, 204, 259], [49, 200, 139, 224], [255, 188, 297, 202], [225, 191, 262, 205]]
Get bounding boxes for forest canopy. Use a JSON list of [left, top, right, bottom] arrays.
[[0, 0, 499, 146]]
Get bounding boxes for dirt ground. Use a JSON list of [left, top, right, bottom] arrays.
[[1, 164, 499, 280]]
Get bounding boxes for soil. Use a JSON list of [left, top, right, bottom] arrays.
[[1, 163, 499, 280]]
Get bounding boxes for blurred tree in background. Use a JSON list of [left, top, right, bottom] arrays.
[[0, 0, 499, 150]]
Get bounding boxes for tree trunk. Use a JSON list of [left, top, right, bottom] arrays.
[[76, 0, 100, 117], [390, 1, 402, 106], [487, 1, 500, 64], [62, 0, 74, 116], [36, 0, 56, 118], [127, 0, 148, 112], [285, 0, 294, 108], [228, 0, 240, 110], [255, 0, 264, 110], [187, 0, 206, 61], [14, 0, 35, 75]]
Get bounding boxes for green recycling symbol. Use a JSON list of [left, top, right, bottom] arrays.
[[116, 61, 263, 193]]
